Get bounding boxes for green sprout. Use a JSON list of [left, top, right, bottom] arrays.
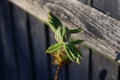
[[46, 12, 84, 80]]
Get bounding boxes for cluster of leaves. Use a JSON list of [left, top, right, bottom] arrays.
[[46, 12, 84, 66]]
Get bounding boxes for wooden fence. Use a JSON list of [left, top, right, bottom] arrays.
[[0, 0, 120, 80]]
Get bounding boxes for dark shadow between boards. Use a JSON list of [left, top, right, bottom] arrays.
[[114, 51, 120, 61], [99, 69, 107, 80]]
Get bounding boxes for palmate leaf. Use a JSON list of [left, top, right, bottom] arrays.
[[64, 43, 82, 64], [48, 12, 62, 33], [69, 28, 83, 34], [69, 39, 84, 45], [46, 42, 64, 53]]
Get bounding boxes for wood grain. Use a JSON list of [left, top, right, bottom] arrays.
[[9, 0, 120, 63]]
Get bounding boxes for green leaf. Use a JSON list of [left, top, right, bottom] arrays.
[[55, 27, 63, 42], [55, 26, 70, 42], [69, 39, 84, 45], [64, 44, 76, 62], [69, 28, 83, 34], [48, 12, 62, 33], [62, 26, 70, 42], [64, 43, 82, 64], [46, 42, 64, 53]]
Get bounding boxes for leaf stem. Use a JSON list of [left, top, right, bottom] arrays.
[[54, 65, 62, 80]]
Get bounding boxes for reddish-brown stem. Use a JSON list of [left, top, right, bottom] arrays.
[[54, 65, 62, 80]]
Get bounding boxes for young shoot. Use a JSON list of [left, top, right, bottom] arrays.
[[46, 12, 84, 80]]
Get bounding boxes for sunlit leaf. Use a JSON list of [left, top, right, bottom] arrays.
[[55, 26, 70, 42], [64, 43, 82, 64], [55, 27, 63, 42], [64, 44, 76, 62], [62, 26, 70, 42], [46, 42, 64, 53]]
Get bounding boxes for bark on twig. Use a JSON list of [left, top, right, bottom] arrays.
[[54, 65, 61, 80]]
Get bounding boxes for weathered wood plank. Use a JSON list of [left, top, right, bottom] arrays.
[[91, 50, 119, 80], [0, 0, 18, 80], [12, 6, 34, 80], [78, 0, 87, 4], [9, 0, 120, 63], [29, 15, 49, 80], [68, 46, 89, 80]]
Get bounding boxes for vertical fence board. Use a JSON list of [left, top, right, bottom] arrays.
[[68, 0, 90, 80], [92, 51, 119, 80], [49, 30, 57, 80], [68, 46, 89, 80], [12, 6, 34, 80], [0, 0, 18, 80], [93, 0, 120, 20], [29, 15, 49, 80], [92, 1, 120, 80], [68, 1, 90, 80]]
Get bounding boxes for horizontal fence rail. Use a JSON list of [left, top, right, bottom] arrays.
[[9, 0, 120, 63]]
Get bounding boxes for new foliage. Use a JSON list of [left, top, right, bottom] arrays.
[[46, 12, 84, 65]]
